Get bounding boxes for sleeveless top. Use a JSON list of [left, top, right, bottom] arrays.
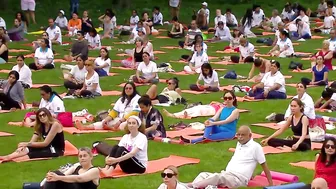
[[291, 115, 309, 136], [134, 47, 144, 63], [318, 50, 333, 70], [41, 124, 65, 153], [315, 156, 336, 189], [217, 106, 238, 135], [72, 165, 99, 189], [0, 44, 8, 62]]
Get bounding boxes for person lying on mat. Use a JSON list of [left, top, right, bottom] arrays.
[[246, 57, 271, 83], [301, 55, 329, 87], [85, 28, 101, 50], [76, 82, 141, 131], [94, 48, 111, 77], [230, 37, 255, 63], [121, 37, 144, 68], [75, 60, 102, 98], [32, 32, 53, 51], [180, 90, 239, 144], [184, 43, 209, 74], [168, 17, 184, 39], [63, 55, 87, 92], [132, 52, 159, 84], [189, 63, 219, 92], [146, 77, 183, 105], [24, 85, 65, 127], [99, 116, 148, 175], [44, 147, 99, 189], [29, 39, 55, 70], [311, 40, 333, 70], [268, 30, 294, 57], [138, 95, 166, 139], [0, 108, 65, 162], [261, 99, 311, 151], [64, 30, 89, 62], [189, 126, 273, 188], [7, 18, 25, 41], [12, 55, 32, 89], [158, 165, 189, 189], [0, 71, 26, 110], [315, 86, 336, 111], [246, 60, 287, 100], [0, 35, 9, 64]]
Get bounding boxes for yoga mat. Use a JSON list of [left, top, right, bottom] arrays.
[[9, 49, 30, 53], [289, 161, 315, 170], [112, 59, 122, 63], [0, 70, 10, 74], [155, 36, 170, 39], [108, 73, 119, 76], [153, 50, 166, 54], [311, 35, 325, 39], [216, 50, 238, 54], [101, 91, 122, 96], [167, 127, 204, 138], [116, 53, 130, 57], [263, 182, 306, 189], [286, 83, 332, 88], [295, 52, 312, 55], [171, 71, 194, 75], [292, 68, 311, 73], [262, 32, 275, 36], [8, 121, 26, 127], [208, 56, 218, 60], [111, 66, 134, 70], [181, 90, 210, 94], [0, 131, 14, 137], [247, 175, 286, 187], [118, 79, 166, 87], [311, 142, 322, 150], [255, 53, 271, 57], [252, 122, 282, 130], [236, 97, 264, 102], [219, 85, 233, 91], [63, 127, 112, 134], [27, 30, 44, 35], [261, 171, 299, 183], [31, 84, 62, 89], [211, 60, 236, 65], [214, 68, 227, 71], [160, 46, 180, 49], [100, 155, 200, 178], [0, 110, 11, 113], [284, 75, 292, 79]]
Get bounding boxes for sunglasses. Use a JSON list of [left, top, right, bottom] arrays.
[[38, 113, 47, 118], [325, 144, 336, 149], [223, 97, 233, 100], [167, 82, 174, 85], [161, 173, 176, 178]]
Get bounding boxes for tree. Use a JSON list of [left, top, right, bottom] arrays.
[[0, 0, 8, 10]]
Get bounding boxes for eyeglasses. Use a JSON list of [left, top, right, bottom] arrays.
[[38, 113, 47, 118], [161, 173, 176, 178], [223, 97, 233, 100], [167, 82, 174, 85], [325, 144, 335, 149]]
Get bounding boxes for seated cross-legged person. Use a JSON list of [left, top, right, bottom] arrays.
[[230, 37, 255, 63], [167, 17, 184, 38], [132, 52, 159, 84], [0, 35, 9, 64], [12, 55, 32, 89], [0, 71, 26, 110], [301, 55, 329, 86], [184, 43, 209, 73], [314, 9, 334, 34], [268, 30, 294, 57], [181, 90, 240, 144], [189, 126, 273, 188], [64, 55, 87, 91], [0, 108, 65, 162], [75, 60, 102, 98], [146, 77, 183, 105], [296, 19, 312, 40], [314, 86, 336, 111], [311, 40, 333, 70], [46, 18, 62, 45], [64, 31, 89, 62], [208, 21, 231, 42], [85, 28, 101, 50], [246, 60, 287, 100], [68, 12, 82, 36], [158, 166, 189, 189], [247, 57, 271, 83], [94, 48, 111, 77], [29, 39, 54, 70], [190, 63, 220, 92], [261, 99, 311, 151]]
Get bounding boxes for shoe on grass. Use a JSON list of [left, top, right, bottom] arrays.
[[265, 112, 276, 121]]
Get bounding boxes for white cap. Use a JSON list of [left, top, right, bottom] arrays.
[[202, 2, 208, 6], [59, 10, 65, 15]]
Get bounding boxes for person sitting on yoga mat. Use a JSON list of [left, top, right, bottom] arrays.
[[261, 99, 311, 151], [178, 20, 202, 48], [7, 18, 25, 41], [158, 165, 189, 189], [315, 85, 336, 111], [189, 126, 273, 188], [24, 85, 65, 127], [138, 95, 166, 139], [121, 37, 144, 68], [230, 37, 255, 63], [311, 40, 333, 70], [94, 48, 111, 77], [225, 9, 238, 27], [63, 55, 87, 91], [99, 116, 148, 175], [12, 55, 32, 89], [184, 43, 209, 74], [189, 63, 220, 92], [0, 35, 9, 64], [76, 82, 141, 131], [64, 31, 89, 62], [29, 38, 55, 70], [146, 77, 183, 105], [208, 21, 231, 42], [268, 30, 294, 57], [46, 18, 62, 45], [85, 28, 101, 50], [246, 60, 287, 100], [68, 12, 82, 36], [296, 18, 312, 40], [246, 57, 271, 83], [240, 8, 256, 38], [262, 9, 282, 32], [0, 108, 65, 162], [32, 32, 53, 51], [223, 28, 242, 52], [168, 17, 184, 39], [132, 52, 159, 84], [75, 60, 102, 98], [0, 70, 26, 110], [180, 90, 239, 144], [272, 22, 287, 46], [301, 55, 329, 87], [314, 9, 334, 35], [55, 10, 68, 30]]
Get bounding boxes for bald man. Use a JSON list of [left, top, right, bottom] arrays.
[[190, 126, 273, 188], [230, 38, 255, 63], [298, 178, 329, 189]]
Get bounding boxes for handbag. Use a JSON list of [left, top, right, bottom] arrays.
[[57, 112, 73, 127]]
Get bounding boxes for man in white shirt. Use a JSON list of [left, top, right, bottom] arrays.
[[225, 9, 238, 27], [252, 5, 265, 27], [46, 18, 62, 44], [169, 0, 181, 19], [317, 0, 328, 17], [0, 17, 6, 29], [214, 9, 226, 28], [190, 126, 273, 188], [296, 19, 311, 40], [328, 29, 336, 57], [198, 2, 210, 24], [55, 10, 68, 30], [327, 1, 336, 18], [210, 21, 231, 42], [281, 5, 295, 22], [153, 6, 163, 26], [178, 20, 202, 48], [130, 10, 140, 28], [231, 37, 255, 63]]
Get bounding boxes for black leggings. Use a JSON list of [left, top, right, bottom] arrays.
[[64, 80, 83, 90], [301, 77, 327, 86], [29, 63, 55, 70], [0, 93, 21, 110], [268, 138, 311, 151], [44, 171, 82, 189], [167, 32, 184, 38], [108, 145, 146, 174], [190, 84, 219, 92]]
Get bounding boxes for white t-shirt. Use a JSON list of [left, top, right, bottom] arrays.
[[39, 94, 65, 115], [113, 94, 141, 118], [226, 139, 266, 182], [239, 42, 255, 59], [294, 15, 310, 25], [281, 9, 295, 20], [261, 71, 286, 93], [158, 182, 189, 189], [332, 6, 336, 18], [324, 16, 335, 29], [12, 64, 32, 87], [34, 47, 54, 66], [46, 26, 62, 44], [328, 38, 336, 51], [85, 72, 102, 94], [198, 70, 219, 87], [169, 0, 180, 7], [299, 22, 311, 36], [55, 16, 68, 28], [191, 42, 208, 53], [318, 2, 328, 12], [0, 17, 6, 29], [284, 93, 315, 119], [85, 33, 101, 49], [132, 26, 147, 35], [276, 37, 294, 54], [153, 12, 163, 25], [69, 65, 87, 84], [214, 15, 226, 27], [190, 51, 209, 70], [271, 16, 282, 28], [225, 13, 238, 25], [94, 57, 111, 75], [137, 61, 158, 79], [118, 133, 148, 167], [130, 15, 140, 26], [215, 26, 231, 40], [252, 10, 265, 27]]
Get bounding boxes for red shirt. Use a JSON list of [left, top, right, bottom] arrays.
[[315, 156, 336, 189], [317, 50, 333, 70]]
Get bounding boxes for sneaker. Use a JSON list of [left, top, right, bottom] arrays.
[[265, 112, 276, 121], [237, 75, 247, 79], [59, 163, 73, 172], [91, 147, 98, 157], [63, 95, 76, 99], [297, 38, 306, 42]]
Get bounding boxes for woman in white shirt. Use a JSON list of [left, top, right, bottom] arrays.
[[296, 19, 311, 40], [76, 60, 102, 97], [12, 55, 32, 88], [85, 28, 101, 50], [29, 39, 54, 70], [241, 9, 256, 38], [143, 36, 154, 60], [158, 166, 189, 189], [190, 63, 219, 92], [132, 52, 159, 84], [246, 60, 287, 100], [94, 48, 111, 77], [263, 9, 282, 31], [99, 116, 148, 175], [184, 43, 208, 73], [269, 30, 294, 57], [314, 9, 335, 34], [32, 32, 52, 51], [64, 55, 87, 91]]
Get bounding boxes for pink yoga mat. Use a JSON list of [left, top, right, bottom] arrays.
[[261, 171, 299, 183], [31, 84, 61, 88], [153, 50, 166, 54], [211, 61, 236, 65], [161, 46, 180, 49]]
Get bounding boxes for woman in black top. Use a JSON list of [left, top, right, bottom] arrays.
[[142, 12, 153, 34], [0, 108, 65, 161], [0, 35, 9, 63], [45, 147, 99, 189], [261, 98, 311, 151], [121, 37, 144, 68], [81, 10, 93, 34]]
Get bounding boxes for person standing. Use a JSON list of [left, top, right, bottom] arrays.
[[169, 0, 181, 19], [21, 0, 36, 24]]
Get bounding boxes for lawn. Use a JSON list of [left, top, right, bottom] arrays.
[[0, 0, 336, 188]]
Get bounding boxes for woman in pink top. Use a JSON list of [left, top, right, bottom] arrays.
[[311, 40, 333, 70]]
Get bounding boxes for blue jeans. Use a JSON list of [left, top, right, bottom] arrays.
[[301, 33, 311, 39], [249, 88, 287, 99], [70, 2, 79, 15], [95, 68, 108, 77], [191, 126, 235, 144]]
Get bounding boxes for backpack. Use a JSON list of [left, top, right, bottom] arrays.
[[224, 70, 237, 79], [288, 61, 303, 70], [95, 110, 109, 122]]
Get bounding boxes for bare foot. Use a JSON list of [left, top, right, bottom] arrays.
[[244, 95, 254, 100], [99, 167, 114, 176], [163, 109, 176, 118], [183, 111, 189, 119], [75, 120, 86, 130]]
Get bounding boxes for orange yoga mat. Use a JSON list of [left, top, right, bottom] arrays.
[[236, 97, 264, 102], [111, 66, 134, 70], [160, 46, 180, 50], [0, 131, 14, 137], [153, 50, 166, 54], [101, 91, 122, 96], [108, 73, 119, 76], [229, 146, 293, 155], [262, 32, 275, 36], [0, 70, 10, 74], [112, 59, 122, 63], [216, 50, 238, 54], [54, 59, 69, 63], [100, 155, 200, 178], [255, 53, 271, 57], [311, 35, 325, 39], [116, 53, 130, 57], [252, 122, 282, 130], [9, 49, 30, 53], [167, 128, 204, 138], [290, 161, 315, 170], [31, 84, 61, 89], [211, 61, 236, 65], [63, 127, 113, 134], [208, 56, 218, 60], [286, 82, 332, 88], [171, 71, 194, 75], [118, 79, 166, 87], [295, 52, 312, 55], [214, 68, 227, 71], [292, 68, 311, 73], [219, 85, 234, 91], [155, 36, 170, 39], [181, 90, 210, 94]]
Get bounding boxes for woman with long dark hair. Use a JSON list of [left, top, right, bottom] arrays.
[[190, 63, 220, 92], [0, 70, 26, 110], [12, 55, 32, 88], [241, 8, 256, 38], [94, 47, 111, 77], [146, 77, 183, 105], [29, 38, 54, 70]]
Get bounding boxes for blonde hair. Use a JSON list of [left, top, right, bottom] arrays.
[[85, 60, 95, 69], [78, 147, 93, 156], [164, 165, 179, 176], [124, 119, 146, 134]]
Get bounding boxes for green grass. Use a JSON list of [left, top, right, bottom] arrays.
[[1, 0, 336, 188]]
